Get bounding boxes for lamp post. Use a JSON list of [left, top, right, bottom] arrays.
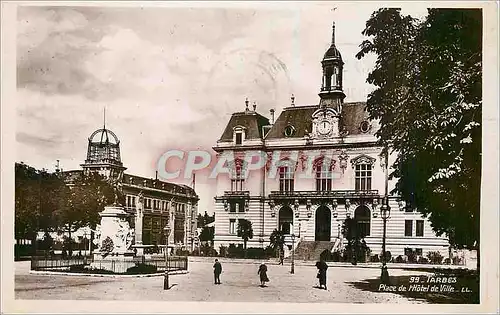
[[164, 225, 172, 290], [290, 233, 295, 274], [380, 147, 391, 284]]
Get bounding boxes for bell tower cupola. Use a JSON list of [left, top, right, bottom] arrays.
[[319, 22, 345, 111]]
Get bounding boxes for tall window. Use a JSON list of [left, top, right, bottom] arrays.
[[416, 220, 424, 237], [231, 164, 244, 191], [355, 163, 372, 191], [229, 219, 236, 234], [354, 206, 371, 237], [316, 163, 332, 192], [229, 200, 245, 213], [405, 220, 413, 236], [279, 166, 294, 192], [332, 66, 339, 87]]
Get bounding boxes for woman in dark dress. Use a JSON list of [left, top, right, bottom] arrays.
[[258, 263, 269, 287], [316, 259, 328, 290]]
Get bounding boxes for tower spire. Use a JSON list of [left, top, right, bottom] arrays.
[[331, 21, 336, 45]]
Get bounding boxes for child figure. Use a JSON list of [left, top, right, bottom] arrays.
[[258, 263, 269, 287]]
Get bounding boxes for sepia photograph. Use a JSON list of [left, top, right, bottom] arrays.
[[1, 1, 498, 313]]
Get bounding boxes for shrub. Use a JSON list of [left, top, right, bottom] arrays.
[[370, 254, 380, 262], [175, 248, 190, 256], [443, 257, 451, 264], [319, 249, 331, 261], [452, 255, 463, 265], [227, 243, 244, 258], [418, 256, 429, 264], [379, 251, 391, 263], [407, 251, 417, 263], [427, 251, 444, 264], [395, 255, 405, 263], [126, 263, 158, 274], [331, 251, 342, 262], [219, 245, 227, 257]]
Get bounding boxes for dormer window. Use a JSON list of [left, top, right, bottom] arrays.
[[235, 132, 242, 145], [233, 126, 246, 145]]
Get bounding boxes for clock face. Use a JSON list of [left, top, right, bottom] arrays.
[[317, 120, 332, 135]]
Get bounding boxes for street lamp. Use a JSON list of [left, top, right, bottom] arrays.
[[290, 233, 295, 274], [164, 225, 172, 290], [380, 200, 391, 284], [380, 147, 391, 284]]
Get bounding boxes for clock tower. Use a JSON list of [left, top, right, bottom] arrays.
[[318, 22, 345, 112]]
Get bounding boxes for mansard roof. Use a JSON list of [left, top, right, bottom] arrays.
[[264, 105, 317, 139], [218, 111, 270, 141], [265, 102, 371, 140]]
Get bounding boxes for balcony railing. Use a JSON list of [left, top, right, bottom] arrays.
[[224, 191, 250, 197], [269, 190, 379, 199]]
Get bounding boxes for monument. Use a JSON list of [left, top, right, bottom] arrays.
[[90, 178, 136, 273]]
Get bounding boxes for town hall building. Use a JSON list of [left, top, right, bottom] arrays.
[[212, 22, 449, 259]]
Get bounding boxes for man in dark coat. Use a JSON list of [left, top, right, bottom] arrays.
[[316, 259, 328, 290], [213, 259, 222, 284]]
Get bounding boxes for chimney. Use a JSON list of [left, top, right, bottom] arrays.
[[245, 97, 249, 113], [291, 94, 295, 107], [270, 109, 275, 124], [253, 102, 257, 111]]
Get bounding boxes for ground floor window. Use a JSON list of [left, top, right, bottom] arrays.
[[229, 219, 236, 234]]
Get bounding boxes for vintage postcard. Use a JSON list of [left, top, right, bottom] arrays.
[[1, 1, 498, 314]]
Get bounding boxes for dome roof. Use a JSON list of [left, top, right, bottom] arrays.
[[323, 44, 342, 60]]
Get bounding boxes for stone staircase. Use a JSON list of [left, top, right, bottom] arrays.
[[285, 239, 341, 261]]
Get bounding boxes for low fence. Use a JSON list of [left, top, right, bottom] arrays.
[[31, 255, 188, 274], [31, 256, 91, 271]]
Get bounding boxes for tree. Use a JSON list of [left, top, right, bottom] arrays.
[[197, 211, 215, 227], [199, 226, 215, 246], [342, 218, 369, 264], [59, 172, 116, 255], [236, 219, 253, 257], [356, 9, 481, 269], [269, 229, 285, 258], [15, 162, 65, 253]]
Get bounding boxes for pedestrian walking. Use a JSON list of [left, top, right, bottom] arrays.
[[279, 248, 284, 265], [315, 259, 328, 290], [258, 263, 269, 287], [213, 259, 222, 284]]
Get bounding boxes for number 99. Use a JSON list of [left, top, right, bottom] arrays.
[[409, 277, 420, 283]]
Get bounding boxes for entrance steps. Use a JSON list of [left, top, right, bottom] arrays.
[[285, 239, 341, 261]]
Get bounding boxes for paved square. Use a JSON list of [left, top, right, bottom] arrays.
[[15, 260, 428, 303]]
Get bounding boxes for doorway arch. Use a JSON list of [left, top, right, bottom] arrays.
[[315, 206, 331, 241], [278, 206, 293, 235]]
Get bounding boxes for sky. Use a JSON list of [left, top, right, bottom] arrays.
[[16, 3, 428, 214]]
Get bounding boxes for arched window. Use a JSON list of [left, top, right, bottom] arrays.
[[279, 206, 293, 235], [354, 206, 371, 237]]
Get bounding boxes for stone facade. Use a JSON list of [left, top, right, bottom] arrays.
[[212, 22, 449, 258]]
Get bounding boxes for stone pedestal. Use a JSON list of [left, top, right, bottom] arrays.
[[91, 205, 134, 272]]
